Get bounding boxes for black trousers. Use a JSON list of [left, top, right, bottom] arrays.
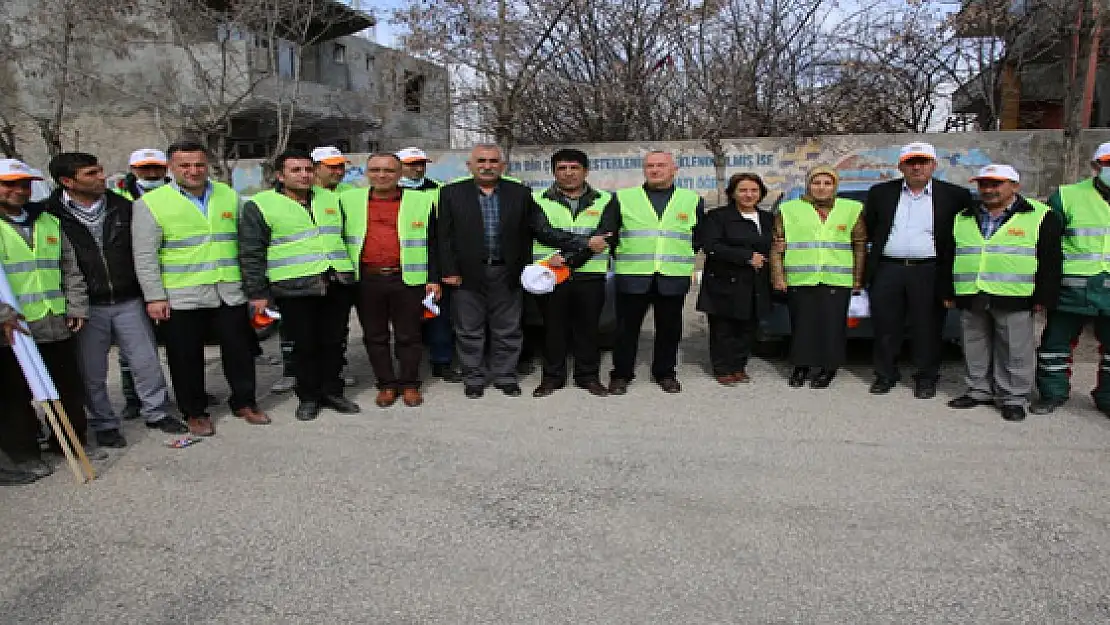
[[611, 288, 685, 381], [452, 265, 523, 387], [538, 278, 606, 385], [708, 314, 758, 376], [278, 283, 353, 402], [355, 274, 425, 389], [163, 303, 257, 418], [788, 286, 851, 369], [0, 338, 87, 461], [870, 260, 945, 382]]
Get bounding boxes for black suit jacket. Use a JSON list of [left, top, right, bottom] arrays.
[[862, 178, 975, 295], [695, 205, 773, 320], [436, 178, 586, 291]]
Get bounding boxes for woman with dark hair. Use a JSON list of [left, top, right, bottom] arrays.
[[696, 173, 773, 384], [770, 166, 867, 389]]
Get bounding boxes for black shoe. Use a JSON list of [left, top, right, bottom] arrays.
[[15, 459, 53, 479], [0, 467, 39, 485], [495, 383, 522, 397], [464, 385, 484, 399], [608, 378, 629, 396], [146, 417, 190, 434], [809, 369, 836, 389], [788, 367, 809, 388], [947, 395, 992, 409], [432, 363, 463, 383], [576, 380, 609, 397], [869, 377, 897, 394], [322, 395, 361, 414], [121, 404, 141, 421], [914, 380, 937, 400], [1029, 398, 1065, 415], [532, 381, 562, 398], [94, 429, 127, 448], [516, 360, 536, 376], [205, 393, 220, 407], [295, 401, 322, 421], [657, 377, 682, 393], [1001, 405, 1027, 422]]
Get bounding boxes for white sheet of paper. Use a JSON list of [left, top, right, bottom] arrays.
[[848, 290, 871, 319], [422, 292, 440, 316], [0, 263, 59, 401]]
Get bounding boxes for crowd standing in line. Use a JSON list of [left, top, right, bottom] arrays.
[[1, 138, 1107, 486]]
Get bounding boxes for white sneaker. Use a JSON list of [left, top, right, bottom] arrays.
[[271, 376, 296, 393]]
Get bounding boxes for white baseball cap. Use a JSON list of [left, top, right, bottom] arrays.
[[971, 164, 1020, 183], [521, 264, 557, 295], [0, 159, 43, 182], [899, 142, 937, 163], [311, 146, 347, 165], [1092, 142, 1110, 163], [129, 148, 168, 167], [396, 147, 431, 163]]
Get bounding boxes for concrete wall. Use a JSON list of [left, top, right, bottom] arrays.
[[227, 130, 1110, 200]]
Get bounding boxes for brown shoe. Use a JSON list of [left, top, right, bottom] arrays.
[[234, 407, 271, 425], [375, 388, 399, 408], [532, 381, 562, 398], [732, 371, 751, 383], [402, 388, 423, 407], [715, 374, 737, 385], [575, 380, 609, 397], [187, 416, 215, 437]]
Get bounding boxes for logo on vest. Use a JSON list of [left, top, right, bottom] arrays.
[[411, 220, 425, 229], [1006, 227, 1026, 237], [325, 208, 337, 216], [585, 209, 600, 217], [46, 235, 59, 245], [836, 224, 847, 232], [676, 212, 689, 222], [222, 211, 233, 219]]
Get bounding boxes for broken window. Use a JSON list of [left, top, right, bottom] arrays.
[[404, 71, 425, 112]]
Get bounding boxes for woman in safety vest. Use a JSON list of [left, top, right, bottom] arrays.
[[771, 166, 867, 389]]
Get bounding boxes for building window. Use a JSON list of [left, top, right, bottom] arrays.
[[365, 55, 373, 71], [333, 43, 346, 64], [404, 71, 425, 112], [367, 141, 380, 153]]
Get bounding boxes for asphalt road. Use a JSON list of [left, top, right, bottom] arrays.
[[2, 308, 1109, 624]]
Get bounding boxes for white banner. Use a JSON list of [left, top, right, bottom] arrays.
[[0, 262, 59, 401]]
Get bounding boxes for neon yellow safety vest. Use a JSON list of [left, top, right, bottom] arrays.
[[339, 188, 433, 285], [251, 187, 354, 282], [780, 198, 862, 287], [952, 201, 1049, 297], [144, 182, 242, 293], [111, 187, 134, 201], [1058, 178, 1110, 281], [613, 187, 699, 277], [0, 214, 66, 322], [532, 190, 610, 273], [334, 182, 357, 194]]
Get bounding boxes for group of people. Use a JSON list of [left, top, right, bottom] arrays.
[[1, 137, 1109, 486]]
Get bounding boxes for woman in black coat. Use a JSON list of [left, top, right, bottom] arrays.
[[696, 173, 773, 385]]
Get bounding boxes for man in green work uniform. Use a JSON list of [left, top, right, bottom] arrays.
[[1032, 142, 1110, 416]]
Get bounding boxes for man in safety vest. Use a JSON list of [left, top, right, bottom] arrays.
[[397, 146, 459, 382], [112, 148, 173, 418], [0, 158, 92, 481], [942, 164, 1061, 422], [340, 153, 440, 408], [609, 150, 704, 395], [132, 141, 270, 436], [312, 146, 357, 194], [1032, 142, 1110, 417], [239, 149, 360, 422], [532, 148, 619, 398]]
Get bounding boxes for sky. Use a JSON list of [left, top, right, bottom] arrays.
[[349, 0, 404, 47]]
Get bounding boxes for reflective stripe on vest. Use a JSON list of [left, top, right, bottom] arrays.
[[111, 187, 135, 201], [780, 198, 862, 287], [952, 201, 1049, 297], [613, 187, 699, 276], [144, 182, 242, 293], [339, 187, 433, 284], [1059, 178, 1110, 280], [251, 187, 355, 282], [0, 214, 66, 322], [532, 190, 611, 273]]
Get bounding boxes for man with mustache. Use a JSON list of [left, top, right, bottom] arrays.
[[941, 164, 1061, 422], [436, 144, 607, 398]]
